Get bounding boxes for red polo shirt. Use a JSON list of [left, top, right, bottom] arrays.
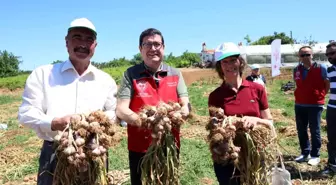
[[208, 80, 268, 118]]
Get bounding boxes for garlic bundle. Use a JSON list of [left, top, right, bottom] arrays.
[[136, 101, 188, 185], [206, 107, 277, 185], [206, 108, 244, 165], [135, 101, 185, 146], [52, 110, 118, 185]]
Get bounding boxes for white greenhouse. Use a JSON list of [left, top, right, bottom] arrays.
[[238, 43, 329, 65]]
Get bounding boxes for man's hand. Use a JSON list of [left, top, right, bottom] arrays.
[[180, 105, 190, 119], [51, 114, 79, 131]]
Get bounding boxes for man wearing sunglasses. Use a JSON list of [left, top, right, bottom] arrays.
[[116, 28, 190, 185], [293, 46, 329, 166], [322, 42, 336, 175]]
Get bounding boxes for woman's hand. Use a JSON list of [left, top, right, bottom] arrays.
[[241, 116, 275, 133], [241, 116, 261, 129]]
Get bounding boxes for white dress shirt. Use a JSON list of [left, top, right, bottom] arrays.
[[18, 60, 118, 141]]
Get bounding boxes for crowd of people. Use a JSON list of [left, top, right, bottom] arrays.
[[16, 17, 336, 185]]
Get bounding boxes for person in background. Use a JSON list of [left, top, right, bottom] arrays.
[[17, 18, 118, 185], [116, 28, 190, 185], [208, 42, 273, 185], [246, 63, 266, 87], [322, 42, 336, 175], [293, 46, 329, 166]]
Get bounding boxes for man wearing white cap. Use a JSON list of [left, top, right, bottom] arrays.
[[18, 18, 118, 184], [246, 64, 267, 87]]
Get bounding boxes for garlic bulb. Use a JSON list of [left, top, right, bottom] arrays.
[[92, 147, 101, 156], [75, 137, 85, 146], [63, 146, 76, 155]]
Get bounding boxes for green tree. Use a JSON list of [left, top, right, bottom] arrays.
[[52, 60, 63, 64], [250, 32, 295, 45], [130, 53, 143, 65], [164, 52, 179, 67], [180, 50, 201, 66], [0, 50, 22, 77], [244, 35, 252, 45]]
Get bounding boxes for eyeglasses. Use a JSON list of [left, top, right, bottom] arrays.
[[142, 42, 163, 49], [300, 54, 311, 57], [326, 52, 336, 57]]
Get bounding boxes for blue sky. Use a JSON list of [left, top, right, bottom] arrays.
[[1, 0, 334, 70]]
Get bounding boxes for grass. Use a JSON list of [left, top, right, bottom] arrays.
[[179, 139, 216, 185], [0, 68, 335, 184], [0, 74, 29, 90], [0, 66, 129, 90], [268, 80, 295, 117], [188, 77, 219, 116], [107, 138, 216, 185], [3, 159, 39, 182], [108, 138, 129, 171], [0, 95, 21, 105]]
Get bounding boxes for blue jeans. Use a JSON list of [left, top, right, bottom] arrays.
[[295, 105, 323, 157], [37, 141, 57, 185], [37, 140, 109, 185]]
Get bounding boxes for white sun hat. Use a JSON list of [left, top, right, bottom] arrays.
[[214, 42, 241, 62], [68, 18, 97, 36]]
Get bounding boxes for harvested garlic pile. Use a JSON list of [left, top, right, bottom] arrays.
[[135, 101, 185, 145], [205, 107, 277, 185], [206, 107, 244, 165], [52, 110, 118, 185], [137, 101, 187, 185]]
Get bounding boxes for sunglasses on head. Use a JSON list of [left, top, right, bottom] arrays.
[[300, 54, 311, 57]]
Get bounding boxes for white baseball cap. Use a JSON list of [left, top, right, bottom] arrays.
[[250, 64, 261, 70], [68, 18, 97, 36], [214, 42, 241, 62]]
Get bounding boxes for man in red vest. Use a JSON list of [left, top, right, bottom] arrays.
[[116, 28, 190, 185], [293, 46, 329, 166]]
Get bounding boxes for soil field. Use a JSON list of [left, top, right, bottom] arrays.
[[180, 68, 217, 86], [180, 67, 293, 86]]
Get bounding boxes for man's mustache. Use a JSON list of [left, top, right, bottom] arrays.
[[74, 46, 89, 54]]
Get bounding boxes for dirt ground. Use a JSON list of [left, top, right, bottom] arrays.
[[179, 66, 293, 86], [180, 68, 217, 86], [0, 88, 23, 96], [0, 67, 292, 93]]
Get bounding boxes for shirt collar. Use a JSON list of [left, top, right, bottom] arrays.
[[140, 61, 168, 74], [300, 61, 318, 69], [221, 79, 250, 89], [61, 59, 97, 76]]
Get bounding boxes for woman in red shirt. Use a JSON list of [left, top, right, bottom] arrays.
[[208, 42, 274, 185]]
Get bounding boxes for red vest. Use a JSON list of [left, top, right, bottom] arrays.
[[127, 65, 181, 153], [294, 63, 326, 105]]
